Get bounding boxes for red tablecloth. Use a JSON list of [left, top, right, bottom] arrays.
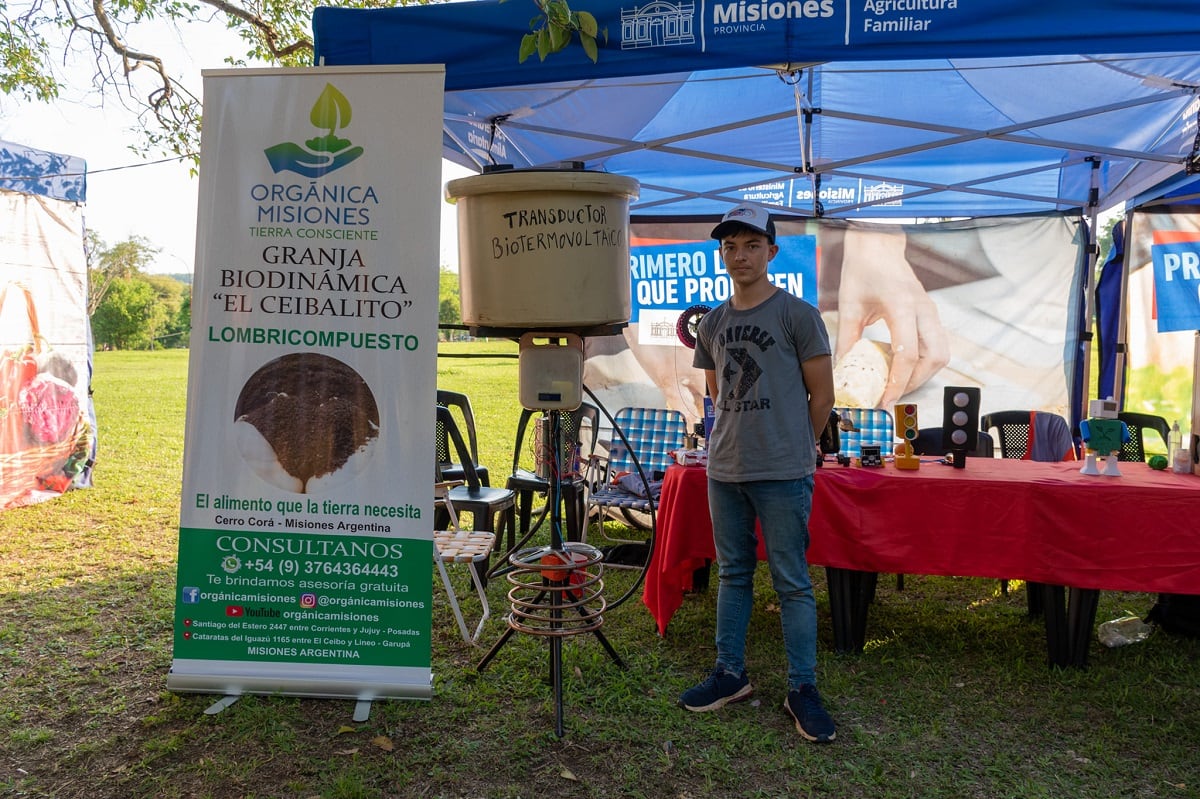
[[643, 459, 1200, 635]]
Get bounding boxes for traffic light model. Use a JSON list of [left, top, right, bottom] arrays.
[[894, 403, 920, 470]]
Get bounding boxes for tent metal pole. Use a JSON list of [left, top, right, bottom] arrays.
[[1191, 331, 1200, 474], [1079, 159, 1102, 426], [1112, 212, 1139, 409]]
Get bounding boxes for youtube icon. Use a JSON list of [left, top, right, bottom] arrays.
[[226, 605, 244, 617]]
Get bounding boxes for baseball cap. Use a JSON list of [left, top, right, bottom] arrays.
[[711, 203, 776, 243]]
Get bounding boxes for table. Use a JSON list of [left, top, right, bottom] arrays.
[[642, 459, 1200, 667]]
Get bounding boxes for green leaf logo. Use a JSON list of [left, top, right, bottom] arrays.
[[264, 83, 364, 177], [311, 83, 352, 133]]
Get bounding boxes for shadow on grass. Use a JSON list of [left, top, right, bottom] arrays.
[[4, 553, 1199, 799]]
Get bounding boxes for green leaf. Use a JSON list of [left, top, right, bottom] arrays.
[[546, 0, 570, 25], [519, 33, 538, 63], [309, 83, 351, 133], [537, 28, 551, 61], [576, 11, 599, 38], [548, 22, 569, 53], [581, 32, 598, 63]]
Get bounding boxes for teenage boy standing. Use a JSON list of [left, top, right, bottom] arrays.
[[679, 203, 837, 743]]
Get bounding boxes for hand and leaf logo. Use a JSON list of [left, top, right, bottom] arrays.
[[264, 83, 365, 178]]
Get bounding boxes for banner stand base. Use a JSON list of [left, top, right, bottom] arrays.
[[201, 693, 374, 721], [204, 695, 240, 715]]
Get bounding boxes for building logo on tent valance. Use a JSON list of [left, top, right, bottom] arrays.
[[621, 1, 695, 49], [863, 181, 905, 207]]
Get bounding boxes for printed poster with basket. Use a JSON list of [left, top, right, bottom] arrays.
[[0, 281, 92, 507]]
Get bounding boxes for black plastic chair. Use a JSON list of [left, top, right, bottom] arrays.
[[435, 405, 515, 578], [980, 409, 1076, 615], [1116, 411, 1170, 462], [437, 389, 489, 486], [980, 410, 1035, 460], [506, 403, 600, 551], [912, 426, 995, 458]]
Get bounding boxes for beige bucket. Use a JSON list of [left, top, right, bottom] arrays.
[[446, 169, 639, 329]]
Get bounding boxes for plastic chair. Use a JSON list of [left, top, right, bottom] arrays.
[[912, 426, 995, 458], [436, 389, 490, 486], [981, 410, 1075, 462], [586, 407, 687, 560], [980, 409, 1075, 614], [832, 406, 895, 458], [433, 481, 493, 645], [1116, 411, 1170, 462], [506, 403, 599, 549], [435, 405, 515, 566], [981, 410, 1033, 459]]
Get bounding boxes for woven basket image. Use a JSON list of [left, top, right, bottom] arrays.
[[0, 281, 90, 507]]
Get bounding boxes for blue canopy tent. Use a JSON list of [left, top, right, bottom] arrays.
[[0, 140, 86, 203], [311, 0, 1200, 428], [313, 0, 1200, 220]]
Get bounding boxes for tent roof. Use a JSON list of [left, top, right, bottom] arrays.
[[312, 0, 1200, 218], [0, 139, 86, 203], [1129, 169, 1200, 209]]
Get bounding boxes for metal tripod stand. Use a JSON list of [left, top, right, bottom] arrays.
[[475, 410, 625, 737]]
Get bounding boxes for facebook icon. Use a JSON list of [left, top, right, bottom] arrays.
[[182, 587, 201, 604]]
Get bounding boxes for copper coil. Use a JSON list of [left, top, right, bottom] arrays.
[[503, 543, 609, 637]]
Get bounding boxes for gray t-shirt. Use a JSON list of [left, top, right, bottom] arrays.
[[693, 289, 831, 482]]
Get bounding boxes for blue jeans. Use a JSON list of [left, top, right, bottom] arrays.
[[707, 476, 817, 689]]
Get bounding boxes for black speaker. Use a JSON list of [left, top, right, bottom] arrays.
[[942, 387, 980, 461]]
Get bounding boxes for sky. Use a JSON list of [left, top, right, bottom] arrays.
[[0, 18, 469, 275]]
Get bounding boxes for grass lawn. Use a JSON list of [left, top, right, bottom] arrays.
[[1, 345, 1197, 799]]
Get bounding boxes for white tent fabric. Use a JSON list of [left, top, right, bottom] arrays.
[[0, 140, 94, 508]]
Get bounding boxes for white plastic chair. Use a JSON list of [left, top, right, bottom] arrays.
[[433, 481, 494, 645]]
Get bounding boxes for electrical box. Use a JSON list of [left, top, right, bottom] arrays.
[[518, 333, 583, 410]]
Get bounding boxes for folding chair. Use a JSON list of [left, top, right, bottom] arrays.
[[433, 481, 493, 645], [586, 406, 687, 558], [832, 406, 895, 458]]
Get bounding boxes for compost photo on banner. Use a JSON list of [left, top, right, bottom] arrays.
[[585, 213, 1086, 429], [169, 66, 444, 701]]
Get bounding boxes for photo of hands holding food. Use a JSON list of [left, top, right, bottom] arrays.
[[586, 213, 1084, 429]]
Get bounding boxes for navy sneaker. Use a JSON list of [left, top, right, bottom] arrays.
[[679, 667, 753, 712], [784, 684, 836, 743]]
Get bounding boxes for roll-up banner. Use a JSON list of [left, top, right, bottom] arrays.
[[168, 66, 444, 700], [1125, 208, 1200, 441]]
